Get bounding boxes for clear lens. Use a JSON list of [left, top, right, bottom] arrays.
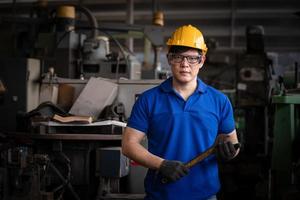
[[168, 54, 201, 64]]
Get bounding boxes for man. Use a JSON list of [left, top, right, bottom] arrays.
[[122, 24, 240, 200]]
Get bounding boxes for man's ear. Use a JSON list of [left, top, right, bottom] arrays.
[[201, 55, 206, 63], [199, 55, 206, 69], [166, 54, 172, 65]]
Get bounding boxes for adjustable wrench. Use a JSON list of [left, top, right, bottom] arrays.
[[161, 143, 240, 183]]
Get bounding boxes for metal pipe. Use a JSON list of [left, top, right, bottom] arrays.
[[73, 4, 99, 39], [126, 0, 134, 52], [264, 106, 269, 156], [295, 62, 298, 88], [152, 0, 159, 14], [143, 38, 152, 72], [230, 0, 236, 48]]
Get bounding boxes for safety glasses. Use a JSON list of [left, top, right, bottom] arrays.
[[167, 53, 202, 65]]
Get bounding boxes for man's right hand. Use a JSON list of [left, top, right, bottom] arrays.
[[158, 160, 189, 183]]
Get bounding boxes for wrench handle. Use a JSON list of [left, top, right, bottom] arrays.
[[184, 146, 216, 169]]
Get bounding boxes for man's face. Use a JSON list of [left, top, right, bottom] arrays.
[[168, 49, 205, 84]]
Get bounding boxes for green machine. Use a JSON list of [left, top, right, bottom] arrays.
[[271, 94, 300, 199]]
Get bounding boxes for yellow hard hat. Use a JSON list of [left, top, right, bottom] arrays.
[[166, 24, 208, 55]]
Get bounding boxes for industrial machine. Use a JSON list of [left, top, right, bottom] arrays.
[[235, 26, 275, 156], [0, 2, 164, 200], [0, 77, 162, 200], [271, 94, 300, 200], [217, 26, 278, 200], [0, 2, 164, 80]]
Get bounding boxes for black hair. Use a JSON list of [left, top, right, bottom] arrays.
[[168, 45, 202, 55]]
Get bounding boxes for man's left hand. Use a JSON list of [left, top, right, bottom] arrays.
[[216, 141, 240, 161]]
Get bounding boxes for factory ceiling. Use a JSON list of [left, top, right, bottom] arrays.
[[0, 0, 299, 53]]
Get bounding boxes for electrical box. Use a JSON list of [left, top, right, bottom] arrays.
[[95, 147, 129, 178], [0, 58, 40, 131]]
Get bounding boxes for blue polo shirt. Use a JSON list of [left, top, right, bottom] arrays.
[[127, 77, 235, 200]]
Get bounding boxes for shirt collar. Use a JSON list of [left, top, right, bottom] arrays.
[[160, 77, 207, 93]]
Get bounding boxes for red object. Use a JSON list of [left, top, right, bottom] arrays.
[[130, 160, 142, 166]]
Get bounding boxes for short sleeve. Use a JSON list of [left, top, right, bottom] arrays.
[[218, 96, 235, 134], [127, 94, 149, 134]]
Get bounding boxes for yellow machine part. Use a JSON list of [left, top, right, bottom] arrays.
[[57, 5, 75, 19]]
